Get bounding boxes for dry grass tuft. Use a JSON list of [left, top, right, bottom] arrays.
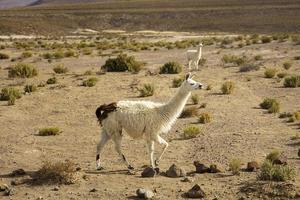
[[38, 127, 61, 136], [260, 98, 280, 113], [198, 113, 212, 124], [264, 68, 277, 78], [221, 81, 235, 94], [283, 76, 300, 88], [8, 63, 38, 78], [180, 106, 199, 118], [138, 83, 155, 97], [160, 61, 182, 74], [191, 94, 199, 105], [82, 77, 98, 87], [229, 158, 242, 175], [182, 125, 201, 139], [258, 160, 295, 182], [53, 64, 69, 74]]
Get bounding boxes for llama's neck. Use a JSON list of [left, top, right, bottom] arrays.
[[197, 46, 202, 59]]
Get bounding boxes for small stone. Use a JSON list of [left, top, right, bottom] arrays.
[[53, 186, 59, 191], [185, 184, 206, 198], [36, 197, 43, 200], [136, 188, 154, 199], [209, 164, 221, 173], [181, 177, 194, 183], [76, 167, 81, 171], [141, 167, 156, 178], [246, 161, 260, 172], [0, 183, 9, 191], [194, 161, 209, 173], [82, 174, 89, 180], [166, 164, 186, 178], [273, 154, 287, 165], [89, 188, 97, 192], [11, 168, 26, 176]]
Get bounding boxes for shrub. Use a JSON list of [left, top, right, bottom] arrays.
[[266, 150, 280, 162], [279, 112, 292, 118], [260, 98, 280, 113], [160, 61, 182, 74], [47, 77, 57, 84], [138, 84, 155, 97], [82, 77, 98, 87], [53, 64, 68, 74], [222, 55, 247, 66], [82, 48, 92, 55], [8, 63, 38, 78], [283, 76, 300, 88], [64, 50, 76, 57], [0, 52, 9, 59], [24, 84, 37, 93], [221, 37, 233, 45], [53, 51, 64, 59], [239, 64, 260, 72], [261, 36, 271, 43], [258, 160, 295, 182], [277, 72, 288, 78], [102, 54, 143, 73], [200, 103, 207, 108], [287, 111, 300, 122], [172, 77, 184, 88], [83, 70, 93, 76], [21, 51, 32, 58], [229, 158, 242, 175], [183, 125, 201, 139], [206, 84, 212, 90], [221, 81, 235, 94], [180, 106, 199, 118], [254, 55, 263, 61], [191, 94, 199, 105], [294, 56, 300, 60], [282, 62, 292, 70], [198, 113, 212, 124], [0, 87, 21, 101], [34, 160, 78, 184], [38, 127, 61, 136], [264, 68, 277, 78]]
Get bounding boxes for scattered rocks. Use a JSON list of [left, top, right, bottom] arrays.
[[166, 164, 186, 178], [185, 184, 206, 199], [273, 154, 287, 165], [246, 161, 260, 172], [136, 188, 154, 199], [194, 161, 209, 173], [11, 168, 26, 176], [89, 188, 97, 192], [209, 164, 221, 173], [141, 167, 156, 178]]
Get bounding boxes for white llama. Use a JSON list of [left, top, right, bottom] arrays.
[[187, 43, 203, 70], [95, 73, 203, 170]]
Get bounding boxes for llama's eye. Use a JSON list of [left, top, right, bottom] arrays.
[[191, 83, 195, 85]]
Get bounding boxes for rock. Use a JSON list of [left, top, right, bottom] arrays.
[[141, 167, 156, 178], [89, 188, 97, 192], [181, 177, 194, 183], [194, 161, 209, 173], [53, 186, 59, 191], [185, 184, 206, 198], [298, 149, 300, 158], [0, 183, 9, 191], [136, 188, 154, 199], [76, 167, 81, 171], [273, 154, 287, 165], [166, 164, 186, 178], [4, 188, 14, 196], [11, 168, 26, 176], [209, 164, 221, 173], [246, 161, 260, 172]]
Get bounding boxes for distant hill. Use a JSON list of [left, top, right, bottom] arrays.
[[0, 0, 37, 9]]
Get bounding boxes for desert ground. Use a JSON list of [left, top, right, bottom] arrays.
[[0, 32, 300, 200]]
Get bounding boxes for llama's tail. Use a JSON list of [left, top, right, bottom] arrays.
[[95, 102, 117, 125]]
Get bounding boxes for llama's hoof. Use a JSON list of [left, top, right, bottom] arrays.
[[128, 165, 134, 170], [154, 167, 160, 174], [154, 160, 160, 167], [96, 166, 104, 171]]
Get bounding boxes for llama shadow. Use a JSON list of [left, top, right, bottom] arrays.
[[85, 169, 132, 175], [286, 141, 300, 147]]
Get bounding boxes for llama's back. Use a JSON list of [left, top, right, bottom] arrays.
[[117, 100, 163, 111]]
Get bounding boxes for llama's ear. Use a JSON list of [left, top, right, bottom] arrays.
[[185, 72, 191, 80]]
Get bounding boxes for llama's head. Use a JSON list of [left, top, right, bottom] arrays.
[[182, 73, 203, 90], [199, 43, 203, 47]]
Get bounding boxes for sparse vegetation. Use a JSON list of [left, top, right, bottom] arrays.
[[47, 77, 57, 84], [222, 55, 247, 66], [0, 87, 21, 103], [0, 52, 9, 59], [102, 54, 143, 73], [160, 61, 182, 74], [180, 106, 199, 118], [254, 55, 263, 61], [24, 84, 37, 93], [8, 63, 38, 78], [21, 51, 33, 58], [277, 72, 288, 78], [183, 125, 201, 139], [260, 98, 280, 113], [239, 64, 260, 72], [138, 83, 155, 97], [261, 36, 271, 43], [283, 75, 300, 88], [258, 160, 295, 182], [82, 77, 98, 87], [172, 77, 184, 88], [198, 113, 212, 124], [191, 94, 199, 105], [38, 127, 61, 136], [282, 62, 292, 70], [264, 68, 277, 78], [229, 158, 242, 175], [221, 81, 235, 94], [53, 64, 69, 74]]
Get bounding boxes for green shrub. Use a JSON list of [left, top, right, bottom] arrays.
[[261, 36, 271, 43], [8, 63, 38, 78], [172, 77, 184, 88], [21, 51, 33, 58], [0, 52, 9, 59], [191, 94, 199, 105], [221, 81, 235, 94], [38, 127, 61, 136], [53, 64, 68, 74], [258, 160, 295, 182], [160, 61, 182, 74], [254, 55, 263, 61], [47, 77, 57, 84], [139, 84, 155, 97], [260, 98, 280, 113], [283, 76, 300, 88], [102, 54, 143, 73], [198, 112, 212, 124], [0, 87, 21, 102], [24, 84, 37, 93], [277, 72, 288, 78], [264, 68, 277, 78], [283, 62, 292, 70], [183, 125, 201, 139], [180, 106, 199, 118], [239, 64, 260, 72], [82, 77, 98, 87], [229, 158, 242, 175], [266, 150, 280, 162]]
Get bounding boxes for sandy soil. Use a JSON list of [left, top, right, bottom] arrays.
[[0, 34, 300, 199]]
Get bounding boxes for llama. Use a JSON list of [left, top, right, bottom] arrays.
[[95, 73, 203, 170], [187, 43, 203, 70]]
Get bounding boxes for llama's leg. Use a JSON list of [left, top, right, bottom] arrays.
[[188, 60, 192, 70], [154, 136, 169, 167], [112, 134, 134, 170], [96, 130, 110, 170], [147, 141, 155, 168]]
